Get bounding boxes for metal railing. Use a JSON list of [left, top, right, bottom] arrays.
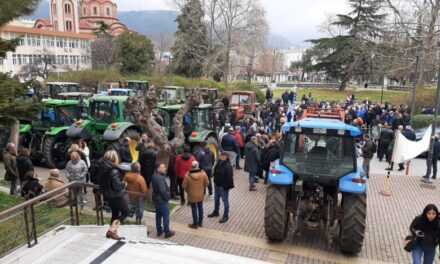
[[0, 182, 104, 257]]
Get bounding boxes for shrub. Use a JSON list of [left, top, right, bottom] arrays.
[[411, 114, 440, 129]]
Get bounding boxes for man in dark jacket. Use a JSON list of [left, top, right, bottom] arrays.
[[208, 152, 234, 223], [138, 142, 157, 187], [151, 163, 175, 238], [282, 91, 289, 105], [266, 88, 273, 103], [261, 139, 281, 184], [244, 136, 260, 191], [194, 142, 214, 196], [425, 136, 440, 180], [362, 135, 376, 178], [221, 128, 239, 167], [3, 143, 18, 195], [378, 125, 394, 162]]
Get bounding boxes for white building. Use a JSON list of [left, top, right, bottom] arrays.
[[282, 47, 307, 69], [0, 22, 94, 78]]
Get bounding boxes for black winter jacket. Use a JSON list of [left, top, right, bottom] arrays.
[[16, 155, 34, 182], [261, 143, 281, 171], [151, 172, 171, 205], [100, 159, 125, 200], [410, 215, 440, 250], [213, 160, 234, 190]]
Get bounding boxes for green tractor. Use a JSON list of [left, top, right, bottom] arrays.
[[20, 99, 86, 169], [188, 103, 220, 159], [157, 86, 187, 105], [157, 103, 219, 157], [66, 95, 141, 162]]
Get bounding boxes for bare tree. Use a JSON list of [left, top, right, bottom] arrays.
[[19, 48, 55, 81], [91, 35, 115, 70]]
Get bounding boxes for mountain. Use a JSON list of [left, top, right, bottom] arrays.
[[119, 10, 178, 35]]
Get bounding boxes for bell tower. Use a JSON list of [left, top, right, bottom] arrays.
[[50, 0, 80, 33]]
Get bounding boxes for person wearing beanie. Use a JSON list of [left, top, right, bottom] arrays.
[[44, 169, 68, 207], [183, 161, 209, 229]]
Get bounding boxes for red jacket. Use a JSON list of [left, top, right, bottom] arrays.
[[233, 131, 245, 148], [175, 153, 195, 179]]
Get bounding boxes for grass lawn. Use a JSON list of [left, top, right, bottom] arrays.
[[0, 192, 102, 257], [273, 88, 409, 105]]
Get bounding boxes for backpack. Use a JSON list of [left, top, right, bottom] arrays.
[[21, 178, 43, 200]]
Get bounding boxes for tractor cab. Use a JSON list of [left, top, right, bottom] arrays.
[[47, 82, 81, 99], [107, 88, 136, 96], [229, 91, 258, 122], [158, 86, 187, 105], [38, 99, 83, 128], [157, 104, 184, 139], [126, 80, 149, 95], [199, 88, 219, 104]]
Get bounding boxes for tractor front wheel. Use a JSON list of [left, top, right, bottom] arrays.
[[264, 185, 289, 241], [340, 193, 366, 255], [43, 133, 70, 169]]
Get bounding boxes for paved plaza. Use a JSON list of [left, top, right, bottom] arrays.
[[0, 158, 439, 263]]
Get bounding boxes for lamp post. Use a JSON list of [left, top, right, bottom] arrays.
[[423, 63, 440, 183]]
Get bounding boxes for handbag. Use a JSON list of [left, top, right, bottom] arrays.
[[404, 235, 417, 252]]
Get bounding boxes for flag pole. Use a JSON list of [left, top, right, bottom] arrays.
[[423, 64, 440, 183]]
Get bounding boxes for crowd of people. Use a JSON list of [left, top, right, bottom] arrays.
[[2, 88, 440, 263]]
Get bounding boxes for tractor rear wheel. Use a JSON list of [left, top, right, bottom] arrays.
[[264, 185, 289, 241], [43, 133, 71, 169], [340, 193, 366, 255]]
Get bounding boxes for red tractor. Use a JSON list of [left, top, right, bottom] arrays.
[[229, 91, 258, 122]]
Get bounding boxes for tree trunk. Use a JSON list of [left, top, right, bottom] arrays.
[[9, 119, 19, 147], [340, 78, 348, 91]]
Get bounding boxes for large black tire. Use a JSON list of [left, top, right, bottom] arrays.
[[340, 194, 366, 255], [264, 185, 289, 241], [42, 133, 70, 169]]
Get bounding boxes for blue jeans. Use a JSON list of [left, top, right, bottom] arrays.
[[155, 202, 170, 234], [412, 244, 436, 264], [249, 171, 256, 188], [213, 186, 229, 218], [190, 202, 204, 225]]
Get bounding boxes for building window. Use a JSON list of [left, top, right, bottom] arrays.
[[106, 7, 111, 16], [93, 6, 98, 15], [83, 7, 87, 15], [66, 21, 73, 32], [17, 54, 22, 65], [36, 36, 41, 46], [12, 54, 17, 65], [64, 3, 71, 14]]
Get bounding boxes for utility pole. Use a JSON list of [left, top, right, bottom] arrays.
[[423, 64, 440, 183], [410, 55, 420, 127]]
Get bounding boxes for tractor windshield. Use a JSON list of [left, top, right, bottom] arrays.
[[90, 101, 119, 123], [231, 94, 250, 105], [49, 84, 80, 97], [282, 133, 355, 179], [41, 106, 79, 126], [192, 109, 213, 130]]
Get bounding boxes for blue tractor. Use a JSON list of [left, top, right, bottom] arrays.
[[264, 117, 366, 254]]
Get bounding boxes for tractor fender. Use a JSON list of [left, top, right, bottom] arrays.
[[339, 169, 367, 194], [19, 124, 32, 134], [268, 160, 295, 186], [66, 120, 92, 139], [45, 126, 68, 136], [103, 122, 139, 141], [188, 130, 215, 143]]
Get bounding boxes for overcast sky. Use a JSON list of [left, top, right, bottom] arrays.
[[114, 0, 350, 45]]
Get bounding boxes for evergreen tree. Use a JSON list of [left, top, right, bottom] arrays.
[[114, 32, 155, 74], [171, 0, 208, 78], [309, 0, 386, 91], [0, 0, 41, 144]]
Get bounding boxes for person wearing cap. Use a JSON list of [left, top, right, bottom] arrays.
[[44, 169, 69, 208], [183, 161, 209, 229], [209, 152, 234, 223], [244, 136, 260, 191], [221, 127, 239, 168]]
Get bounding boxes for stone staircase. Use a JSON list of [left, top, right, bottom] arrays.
[[0, 225, 268, 264]]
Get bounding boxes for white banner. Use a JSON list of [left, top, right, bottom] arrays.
[[391, 126, 431, 163]]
